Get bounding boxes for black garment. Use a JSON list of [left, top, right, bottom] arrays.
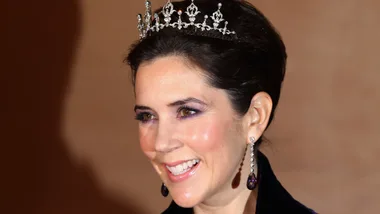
[[162, 151, 316, 214]]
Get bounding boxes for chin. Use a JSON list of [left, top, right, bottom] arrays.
[[161, 159, 209, 207], [171, 191, 204, 208]]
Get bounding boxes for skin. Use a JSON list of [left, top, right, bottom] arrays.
[[134, 55, 272, 214]]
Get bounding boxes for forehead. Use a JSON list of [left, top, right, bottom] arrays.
[[135, 56, 214, 104]]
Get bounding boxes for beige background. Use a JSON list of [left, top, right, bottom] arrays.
[[4, 0, 380, 213]]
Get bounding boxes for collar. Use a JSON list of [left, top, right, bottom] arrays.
[[162, 150, 316, 214]]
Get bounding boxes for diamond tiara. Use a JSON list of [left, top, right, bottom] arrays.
[[137, 0, 236, 39]]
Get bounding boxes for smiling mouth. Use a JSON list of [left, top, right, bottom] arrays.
[[166, 159, 200, 176]]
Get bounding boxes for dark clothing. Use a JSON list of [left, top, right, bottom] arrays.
[[162, 151, 316, 214]]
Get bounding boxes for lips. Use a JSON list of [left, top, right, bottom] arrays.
[[164, 159, 201, 182], [166, 159, 199, 176]]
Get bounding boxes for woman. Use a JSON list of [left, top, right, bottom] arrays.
[[126, 0, 316, 213]]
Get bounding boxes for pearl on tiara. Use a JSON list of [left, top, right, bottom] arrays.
[[137, 0, 236, 40]]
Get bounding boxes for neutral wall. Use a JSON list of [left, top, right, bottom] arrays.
[[4, 0, 380, 214]]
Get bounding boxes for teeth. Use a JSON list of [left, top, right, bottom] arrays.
[[166, 159, 199, 176]]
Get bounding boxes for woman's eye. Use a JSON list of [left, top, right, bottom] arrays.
[[135, 113, 155, 123], [178, 107, 198, 118]]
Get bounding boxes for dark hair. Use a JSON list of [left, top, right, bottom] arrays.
[[126, 0, 287, 146]]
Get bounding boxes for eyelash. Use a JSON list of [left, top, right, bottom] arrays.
[[135, 106, 201, 123], [177, 105, 201, 119], [134, 112, 156, 123]]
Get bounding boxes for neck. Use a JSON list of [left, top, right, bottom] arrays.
[[193, 147, 259, 214], [194, 189, 257, 214]]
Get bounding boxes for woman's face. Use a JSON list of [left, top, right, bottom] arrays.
[[134, 56, 248, 207]]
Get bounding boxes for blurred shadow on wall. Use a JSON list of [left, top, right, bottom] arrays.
[[4, 1, 146, 213]]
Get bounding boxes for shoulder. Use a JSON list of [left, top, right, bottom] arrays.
[[255, 151, 316, 213]]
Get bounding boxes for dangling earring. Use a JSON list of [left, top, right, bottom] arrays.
[[247, 136, 258, 190], [161, 183, 169, 197]]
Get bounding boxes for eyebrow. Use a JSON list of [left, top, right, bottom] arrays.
[[168, 97, 207, 107], [134, 105, 152, 112], [134, 97, 207, 112]]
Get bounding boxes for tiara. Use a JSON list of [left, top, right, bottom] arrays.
[[137, 0, 236, 39]]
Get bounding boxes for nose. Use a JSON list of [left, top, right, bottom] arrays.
[[154, 124, 182, 153]]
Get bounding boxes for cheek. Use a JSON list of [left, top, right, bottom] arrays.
[[180, 116, 242, 179], [138, 126, 156, 160], [182, 118, 228, 154]]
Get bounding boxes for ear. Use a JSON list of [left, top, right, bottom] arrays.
[[243, 92, 273, 145]]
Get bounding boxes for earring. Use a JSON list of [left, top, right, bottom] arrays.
[[247, 136, 258, 190], [161, 183, 169, 197]]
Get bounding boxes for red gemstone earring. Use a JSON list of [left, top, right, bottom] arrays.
[[247, 137, 258, 190]]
